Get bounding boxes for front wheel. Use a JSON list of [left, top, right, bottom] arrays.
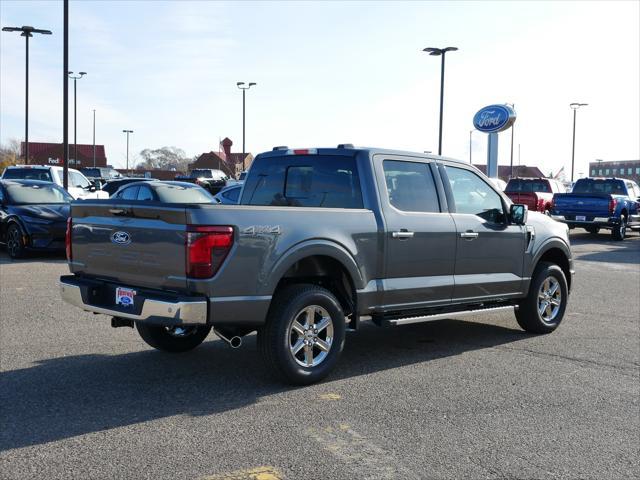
[[6, 224, 26, 259], [135, 323, 211, 352], [516, 262, 568, 334], [258, 284, 346, 385]]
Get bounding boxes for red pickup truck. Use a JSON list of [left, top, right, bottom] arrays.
[[505, 178, 567, 214]]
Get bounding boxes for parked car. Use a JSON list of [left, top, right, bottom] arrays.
[[1, 165, 108, 200], [112, 181, 215, 203], [81, 167, 122, 189], [61, 146, 573, 385], [0, 179, 73, 258], [505, 177, 566, 214], [551, 177, 640, 240], [174, 169, 228, 195], [213, 184, 242, 204], [101, 177, 159, 197]]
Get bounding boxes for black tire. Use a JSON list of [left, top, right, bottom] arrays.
[[585, 226, 599, 235], [515, 261, 568, 334], [6, 223, 26, 259], [612, 215, 626, 241], [135, 323, 211, 352], [257, 284, 346, 385]]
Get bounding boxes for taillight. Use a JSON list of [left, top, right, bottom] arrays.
[[609, 198, 617, 215], [287, 149, 317, 155], [186, 226, 233, 279], [65, 217, 72, 262]]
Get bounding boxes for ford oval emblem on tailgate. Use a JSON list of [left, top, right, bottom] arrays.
[[111, 231, 131, 245]]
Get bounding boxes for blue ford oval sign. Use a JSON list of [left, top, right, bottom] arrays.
[[111, 231, 131, 245], [473, 104, 516, 133]]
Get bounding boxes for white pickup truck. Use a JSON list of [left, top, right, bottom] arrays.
[[1, 165, 109, 200]]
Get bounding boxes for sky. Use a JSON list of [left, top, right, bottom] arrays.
[[0, 0, 638, 177]]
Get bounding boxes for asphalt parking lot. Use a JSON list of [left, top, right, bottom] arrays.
[[0, 231, 638, 480]]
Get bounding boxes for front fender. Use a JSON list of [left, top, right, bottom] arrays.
[[262, 239, 365, 295]]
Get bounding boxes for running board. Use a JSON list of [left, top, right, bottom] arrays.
[[383, 305, 516, 326]]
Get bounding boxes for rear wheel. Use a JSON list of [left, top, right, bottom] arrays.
[[136, 323, 211, 352], [516, 262, 568, 334], [612, 216, 626, 241], [6, 224, 26, 259], [258, 284, 346, 385]]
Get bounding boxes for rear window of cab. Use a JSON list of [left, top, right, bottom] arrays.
[[241, 155, 363, 209]]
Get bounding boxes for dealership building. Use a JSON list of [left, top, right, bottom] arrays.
[[589, 160, 640, 183], [21, 142, 108, 168]]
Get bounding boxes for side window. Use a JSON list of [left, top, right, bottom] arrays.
[[222, 187, 240, 202], [121, 186, 139, 200], [137, 185, 155, 201], [383, 160, 440, 212], [445, 166, 505, 223], [70, 171, 90, 188]]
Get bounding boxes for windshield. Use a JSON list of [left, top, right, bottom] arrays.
[[6, 183, 73, 204], [81, 168, 101, 178], [572, 179, 626, 194], [505, 179, 550, 193], [3, 168, 53, 182], [154, 184, 215, 203]]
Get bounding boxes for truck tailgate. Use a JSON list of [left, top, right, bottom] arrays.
[[70, 201, 188, 291], [506, 192, 539, 211], [553, 193, 611, 216]]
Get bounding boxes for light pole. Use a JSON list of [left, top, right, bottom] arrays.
[[423, 46, 457, 156], [506, 103, 515, 178], [122, 130, 133, 173], [2, 25, 52, 163], [469, 129, 474, 164], [236, 82, 256, 171], [68, 71, 86, 166], [92, 109, 96, 167], [570, 102, 588, 182]]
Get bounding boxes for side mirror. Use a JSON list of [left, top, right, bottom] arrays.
[[510, 204, 528, 225], [89, 185, 97, 192]]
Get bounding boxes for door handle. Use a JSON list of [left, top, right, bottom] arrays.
[[460, 231, 479, 239], [392, 231, 414, 239], [109, 208, 129, 216]]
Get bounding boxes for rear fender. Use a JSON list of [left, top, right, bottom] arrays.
[[263, 240, 364, 295]]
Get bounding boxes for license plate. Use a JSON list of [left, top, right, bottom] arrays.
[[115, 287, 136, 307], [576, 215, 586, 221]]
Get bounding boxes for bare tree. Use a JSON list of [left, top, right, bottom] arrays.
[[136, 146, 190, 172], [0, 138, 22, 171]]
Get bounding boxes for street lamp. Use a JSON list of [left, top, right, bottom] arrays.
[[122, 130, 133, 173], [570, 102, 588, 182], [236, 82, 256, 171], [423, 46, 458, 156], [2, 25, 52, 163], [469, 129, 475, 164], [68, 71, 86, 166], [92, 109, 96, 167]]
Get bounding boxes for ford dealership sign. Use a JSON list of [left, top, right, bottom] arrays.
[[473, 104, 516, 133]]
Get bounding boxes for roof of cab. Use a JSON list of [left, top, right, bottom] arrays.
[[259, 145, 468, 165]]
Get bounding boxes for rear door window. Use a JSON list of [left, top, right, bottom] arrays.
[[222, 186, 241, 202], [242, 155, 363, 208], [383, 160, 440, 212], [121, 186, 139, 200], [137, 185, 155, 201]]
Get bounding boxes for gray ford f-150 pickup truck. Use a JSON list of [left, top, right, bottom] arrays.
[[60, 146, 574, 385]]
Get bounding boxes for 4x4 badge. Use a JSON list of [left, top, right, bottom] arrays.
[[241, 225, 281, 236]]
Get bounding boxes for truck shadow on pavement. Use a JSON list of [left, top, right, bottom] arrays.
[[0, 319, 531, 451], [570, 232, 640, 264], [0, 251, 67, 265]]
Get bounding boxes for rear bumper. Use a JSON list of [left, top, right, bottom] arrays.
[[60, 275, 207, 326], [551, 215, 619, 229]]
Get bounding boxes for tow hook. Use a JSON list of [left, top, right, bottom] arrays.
[[111, 317, 134, 328]]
